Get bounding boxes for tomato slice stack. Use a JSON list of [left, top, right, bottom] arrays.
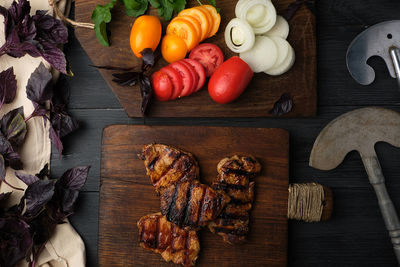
[[162, 5, 221, 64], [152, 58, 206, 101]]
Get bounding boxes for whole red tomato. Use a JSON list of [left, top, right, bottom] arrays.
[[208, 56, 253, 104]]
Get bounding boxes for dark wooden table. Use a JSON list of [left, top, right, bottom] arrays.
[[52, 0, 400, 266]]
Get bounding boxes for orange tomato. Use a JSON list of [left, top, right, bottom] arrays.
[[201, 5, 221, 37], [172, 16, 202, 42], [166, 18, 199, 51], [129, 15, 162, 58], [178, 8, 210, 41], [161, 35, 188, 63], [196, 6, 213, 38]]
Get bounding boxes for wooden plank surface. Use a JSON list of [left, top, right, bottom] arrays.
[[74, 0, 316, 118], [99, 126, 289, 266]]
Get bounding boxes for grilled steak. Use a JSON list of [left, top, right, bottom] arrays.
[[139, 144, 199, 194], [137, 213, 200, 267], [160, 180, 230, 230], [208, 155, 261, 244]]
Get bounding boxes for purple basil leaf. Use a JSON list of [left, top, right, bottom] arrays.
[[0, 134, 11, 155], [17, 15, 36, 41], [38, 40, 67, 74], [59, 166, 90, 191], [0, 67, 17, 106], [5, 112, 26, 146], [139, 74, 152, 115], [36, 163, 49, 180], [5, 150, 23, 170], [59, 188, 79, 214], [0, 191, 11, 202], [33, 12, 68, 44], [51, 111, 79, 139], [141, 48, 155, 71], [15, 172, 39, 186], [0, 107, 26, 147], [49, 125, 63, 156], [23, 179, 55, 218], [0, 217, 32, 267], [269, 93, 294, 116], [26, 62, 53, 104], [0, 154, 5, 181], [9, 0, 31, 23]]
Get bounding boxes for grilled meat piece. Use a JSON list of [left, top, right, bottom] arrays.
[[160, 180, 230, 230], [139, 144, 199, 194], [208, 155, 261, 244], [137, 213, 200, 267]]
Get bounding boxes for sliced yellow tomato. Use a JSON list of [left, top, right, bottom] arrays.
[[172, 16, 202, 43], [166, 18, 199, 51], [178, 8, 210, 41], [196, 6, 213, 38], [201, 5, 221, 38]]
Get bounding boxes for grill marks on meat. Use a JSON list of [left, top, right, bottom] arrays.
[[140, 144, 199, 194], [137, 213, 200, 267], [208, 155, 261, 244], [161, 181, 230, 230]]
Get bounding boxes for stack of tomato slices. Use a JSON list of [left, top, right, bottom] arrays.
[[152, 58, 206, 101], [152, 43, 224, 101]]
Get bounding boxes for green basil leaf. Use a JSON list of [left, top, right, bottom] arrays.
[[149, 0, 161, 8], [158, 0, 174, 21], [172, 0, 186, 13], [91, 0, 117, 46], [124, 0, 149, 17]]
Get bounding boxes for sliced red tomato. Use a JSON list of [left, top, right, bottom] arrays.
[[160, 66, 183, 100], [184, 58, 206, 92], [170, 61, 194, 97], [152, 71, 173, 101], [189, 43, 224, 77], [179, 60, 198, 95], [208, 56, 253, 104]]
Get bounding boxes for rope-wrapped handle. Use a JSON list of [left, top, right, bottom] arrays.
[[287, 183, 333, 222]]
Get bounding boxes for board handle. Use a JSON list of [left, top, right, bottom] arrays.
[[287, 183, 333, 222]]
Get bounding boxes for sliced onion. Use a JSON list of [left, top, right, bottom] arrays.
[[263, 15, 290, 39], [265, 47, 295, 76], [235, 0, 251, 18], [225, 18, 255, 53], [238, 0, 276, 34], [246, 4, 266, 26], [240, 36, 278, 73], [269, 36, 290, 70]]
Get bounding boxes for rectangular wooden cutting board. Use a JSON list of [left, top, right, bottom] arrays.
[[99, 125, 289, 266], [75, 0, 316, 118]]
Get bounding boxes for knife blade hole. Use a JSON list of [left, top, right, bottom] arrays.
[[388, 34, 393, 39]]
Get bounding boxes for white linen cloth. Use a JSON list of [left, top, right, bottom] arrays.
[[0, 0, 86, 266]]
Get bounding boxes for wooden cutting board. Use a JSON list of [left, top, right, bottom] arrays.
[[75, 0, 316, 118], [100, 125, 289, 266]]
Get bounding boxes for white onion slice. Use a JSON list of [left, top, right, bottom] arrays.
[[265, 47, 295, 76], [246, 4, 266, 26], [235, 0, 251, 18], [264, 16, 289, 39], [238, 0, 276, 34], [225, 18, 255, 53], [269, 36, 290, 70], [240, 36, 278, 73]]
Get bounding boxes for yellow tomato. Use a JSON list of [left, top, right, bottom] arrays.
[[199, 5, 221, 37], [166, 18, 199, 51], [161, 35, 188, 63], [178, 8, 210, 41], [130, 15, 162, 58]]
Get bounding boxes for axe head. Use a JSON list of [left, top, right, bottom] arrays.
[[309, 107, 400, 171], [347, 20, 400, 85]]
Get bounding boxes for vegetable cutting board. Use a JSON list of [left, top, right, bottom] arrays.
[[100, 125, 289, 266], [75, 0, 316, 118]]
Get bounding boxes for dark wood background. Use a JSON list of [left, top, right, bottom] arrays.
[[50, 0, 400, 266]]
